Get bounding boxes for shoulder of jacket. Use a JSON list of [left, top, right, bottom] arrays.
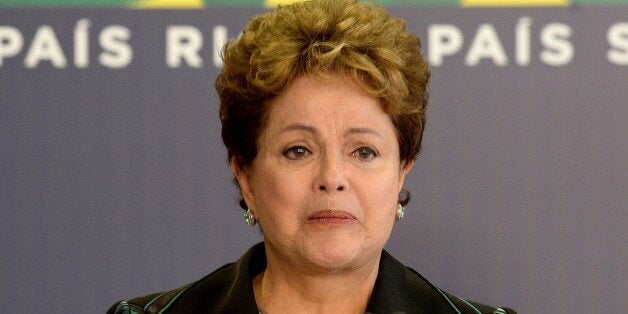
[[438, 289, 517, 314], [405, 266, 517, 314], [107, 262, 235, 314], [107, 283, 191, 314]]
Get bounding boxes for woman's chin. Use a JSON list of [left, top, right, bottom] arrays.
[[299, 234, 374, 271]]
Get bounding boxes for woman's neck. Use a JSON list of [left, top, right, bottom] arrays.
[[252, 249, 381, 314]]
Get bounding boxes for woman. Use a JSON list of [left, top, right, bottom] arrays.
[[109, 0, 515, 313]]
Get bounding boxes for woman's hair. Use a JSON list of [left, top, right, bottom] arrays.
[[217, 0, 430, 209]]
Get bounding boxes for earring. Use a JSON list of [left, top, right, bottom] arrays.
[[243, 209, 256, 226], [395, 203, 405, 221]]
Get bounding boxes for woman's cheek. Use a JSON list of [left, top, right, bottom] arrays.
[[256, 166, 305, 207]]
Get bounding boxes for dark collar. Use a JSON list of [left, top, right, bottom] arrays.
[[121, 242, 512, 313], [210, 242, 453, 313]]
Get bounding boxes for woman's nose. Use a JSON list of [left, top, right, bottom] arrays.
[[319, 184, 345, 191], [315, 154, 347, 192]]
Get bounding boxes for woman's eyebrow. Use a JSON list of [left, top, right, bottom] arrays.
[[345, 127, 382, 138], [280, 124, 381, 138], [281, 123, 319, 135]]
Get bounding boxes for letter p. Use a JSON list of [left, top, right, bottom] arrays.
[[0, 26, 23, 67], [428, 24, 463, 67]]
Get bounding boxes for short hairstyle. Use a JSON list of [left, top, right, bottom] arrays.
[[217, 0, 430, 209]]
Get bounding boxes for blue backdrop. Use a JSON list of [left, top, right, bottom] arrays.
[[1, 5, 627, 313]]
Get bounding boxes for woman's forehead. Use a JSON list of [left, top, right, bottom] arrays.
[[259, 75, 394, 140]]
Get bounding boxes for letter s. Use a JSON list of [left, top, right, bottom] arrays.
[[540, 23, 573, 66], [99, 25, 132, 68], [607, 22, 628, 65]]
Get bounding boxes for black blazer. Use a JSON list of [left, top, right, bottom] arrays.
[[108, 242, 516, 313]]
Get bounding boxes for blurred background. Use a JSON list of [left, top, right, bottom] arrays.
[[1, 0, 626, 312]]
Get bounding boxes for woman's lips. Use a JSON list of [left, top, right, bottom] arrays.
[[308, 210, 355, 224]]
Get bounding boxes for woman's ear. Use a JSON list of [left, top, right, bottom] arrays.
[[231, 159, 255, 210], [398, 160, 414, 189]]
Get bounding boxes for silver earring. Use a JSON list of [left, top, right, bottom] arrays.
[[243, 210, 256, 226], [395, 203, 405, 221]]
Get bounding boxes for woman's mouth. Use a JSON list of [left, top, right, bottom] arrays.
[[308, 210, 356, 225]]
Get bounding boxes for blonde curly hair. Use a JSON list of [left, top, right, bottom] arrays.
[[216, 0, 430, 208]]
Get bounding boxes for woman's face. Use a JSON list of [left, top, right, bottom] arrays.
[[234, 74, 413, 272]]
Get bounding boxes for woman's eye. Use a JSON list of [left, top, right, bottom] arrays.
[[283, 146, 311, 160], [352, 147, 378, 161]]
